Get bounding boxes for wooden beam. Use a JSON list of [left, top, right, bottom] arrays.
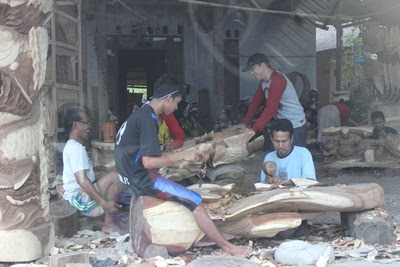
[[335, 22, 343, 92]]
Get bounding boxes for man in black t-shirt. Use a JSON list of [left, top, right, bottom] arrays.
[[363, 110, 400, 158], [368, 111, 398, 140], [114, 74, 252, 257]]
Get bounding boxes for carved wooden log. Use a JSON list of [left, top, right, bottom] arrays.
[[212, 131, 264, 167], [224, 183, 384, 220], [216, 212, 302, 239], [0, 1, 54, 262], [160, 128, 264, 181], [158, 143, 214, 181], [129, 196, 204, 256]]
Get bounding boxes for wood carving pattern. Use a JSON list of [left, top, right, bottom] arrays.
[[0, 0, 50, 231], [321, 126, 400, 165]]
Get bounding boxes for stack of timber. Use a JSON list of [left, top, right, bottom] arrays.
[[130, 182, 384, 256]]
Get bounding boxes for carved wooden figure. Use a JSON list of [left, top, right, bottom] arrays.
[[0, 0, 54, 262], [321, 125, 400, 168]]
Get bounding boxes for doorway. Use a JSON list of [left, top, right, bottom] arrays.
[[118, 49, 167, 123]]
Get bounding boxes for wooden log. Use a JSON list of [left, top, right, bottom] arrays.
[[217, 212, 302, 239], [49, 200, 80, 237], [129, 196, 204, 256], [223, 183, 384, 220], [341, 208, 393, 244]]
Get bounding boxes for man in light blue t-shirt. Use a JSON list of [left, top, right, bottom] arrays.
[[260, 119, 316, 185]]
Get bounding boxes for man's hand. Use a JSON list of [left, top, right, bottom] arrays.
[[378, 130, 387, 139], [181, 147, 201, 162], [266, 175, 285, 185], [362, 131, 371, 138], [100, 200, 121, 213]]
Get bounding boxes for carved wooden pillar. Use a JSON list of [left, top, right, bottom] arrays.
[[0, 1, 54, 261]]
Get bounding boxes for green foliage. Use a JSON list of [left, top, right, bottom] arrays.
[[342, 28, 369, 123]]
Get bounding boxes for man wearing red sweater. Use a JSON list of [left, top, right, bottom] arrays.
[[238, 53, 307, 147], [159, 113, 186, 149]]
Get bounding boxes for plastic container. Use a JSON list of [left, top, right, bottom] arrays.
[[103, 121, 116, 142]]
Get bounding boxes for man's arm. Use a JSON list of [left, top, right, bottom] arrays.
[[382, 132, 400, 158], [75, 170, 120, 213], [242, 85, 264, 127], [162, 113, 186, 149], [251, 75, 286, 133], [142, 147, 200, 170]]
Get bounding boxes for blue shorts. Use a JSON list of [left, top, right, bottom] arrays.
[[149, 176, 203, 211], [69, 187, 104, 217]]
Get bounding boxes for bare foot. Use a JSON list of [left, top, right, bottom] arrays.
[[225, 240, 253, 258], [102, 222, 122, 234]]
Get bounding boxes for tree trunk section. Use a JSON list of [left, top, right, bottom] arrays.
[[49, 200, 80, 237]]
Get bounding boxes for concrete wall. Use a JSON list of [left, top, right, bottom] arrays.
[[239, 13, 316, 100]]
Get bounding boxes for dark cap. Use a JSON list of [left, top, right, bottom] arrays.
[[242, 53, 269, 72], [153, 74, 183, 99]]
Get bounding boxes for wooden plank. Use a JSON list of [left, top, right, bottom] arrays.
[[55, 83, 81, 91], [223, 183, 384, 220]]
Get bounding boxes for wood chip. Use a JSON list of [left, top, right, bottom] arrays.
[[367, 249, 378, 261]]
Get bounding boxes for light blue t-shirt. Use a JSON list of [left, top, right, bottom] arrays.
[[260, 146, 316, 183]]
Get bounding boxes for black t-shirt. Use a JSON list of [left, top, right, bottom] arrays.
[[370, 126, 398, 140], [114, 104, 161, 196]]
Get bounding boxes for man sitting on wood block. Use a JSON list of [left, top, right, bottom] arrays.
[[261, 119, 316, 186], [114, 74, 252, 257], [62, 108, 122, 233], [366, 111, 398, 140], [363, 110, 400, 158]]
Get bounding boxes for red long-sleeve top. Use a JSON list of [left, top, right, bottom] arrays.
[[331, 101, 350, 126], [160, 113, 186, 149], [243, 72, 287, 133]]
